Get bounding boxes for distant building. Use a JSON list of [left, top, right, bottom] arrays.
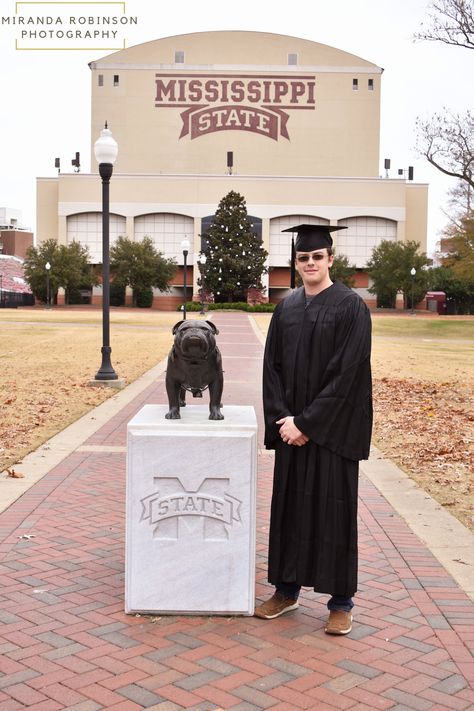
[[0, 208, 33, 260], [36, 31, 428, 308], [0, 207, 22, 229]]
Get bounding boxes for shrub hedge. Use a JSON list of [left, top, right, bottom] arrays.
[[110, 281, 125, 307], [177, 301, 276, 313], [136, 287, 154, 308]]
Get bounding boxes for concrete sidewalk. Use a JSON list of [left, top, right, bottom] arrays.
[[0, 312, 473, 711]]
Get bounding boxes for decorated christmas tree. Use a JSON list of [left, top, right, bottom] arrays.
[[199, 191, 268, 302]]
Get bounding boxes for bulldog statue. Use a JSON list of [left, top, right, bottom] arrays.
[[165, 319, 224, 420]]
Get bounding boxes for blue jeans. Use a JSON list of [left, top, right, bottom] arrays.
[[276, 583, 353, 612]]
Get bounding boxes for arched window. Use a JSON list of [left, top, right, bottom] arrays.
[[67, 212, 126, 264], [134, 213, 194, 264], [336, 217, 397, 268]]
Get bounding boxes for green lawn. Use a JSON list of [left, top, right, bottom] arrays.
[[372, 316, 474, 340]]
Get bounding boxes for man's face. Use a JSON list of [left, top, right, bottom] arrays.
[[295, 248, 334, 288]]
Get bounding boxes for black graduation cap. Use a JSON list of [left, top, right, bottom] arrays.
[[282, 224, 347, 288]]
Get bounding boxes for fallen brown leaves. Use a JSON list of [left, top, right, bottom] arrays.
[[2, 311, 474, 535], [6, 468, 24, 478], [1, 376, 109, 470], [373, 377, 474, 530], [0, 316, 178, 474]]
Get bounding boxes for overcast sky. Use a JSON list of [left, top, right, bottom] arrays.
[[1, 0, 473, 254]]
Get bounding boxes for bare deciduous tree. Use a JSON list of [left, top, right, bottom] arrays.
[[416, 109, 474, 189], [414, 0, 474, 49]]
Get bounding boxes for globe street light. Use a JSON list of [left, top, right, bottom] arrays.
[[94, 123, 119, 381], [410, 267, 416, 315], [199, 253, 207, 315], [45, 261, 51, 309], [181, 237, 190, 320]]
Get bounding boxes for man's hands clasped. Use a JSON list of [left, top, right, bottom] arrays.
[[276, 416, 309, 446]]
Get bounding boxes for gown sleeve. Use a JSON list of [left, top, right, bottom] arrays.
[[262, 303, 293, 448], [293, 294, 373, 460]]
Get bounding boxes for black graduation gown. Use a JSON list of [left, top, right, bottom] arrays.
[[263, 281, 373, 597]]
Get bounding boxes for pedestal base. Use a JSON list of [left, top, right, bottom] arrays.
[[126, 405, 257, 615]]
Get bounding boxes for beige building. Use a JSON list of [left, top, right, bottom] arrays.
[[36, 30, 428, 307]]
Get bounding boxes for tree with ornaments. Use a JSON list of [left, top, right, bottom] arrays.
[[199, 191, 268, 302]]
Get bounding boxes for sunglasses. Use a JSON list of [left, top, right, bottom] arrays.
[[296, 252, 327, 263]]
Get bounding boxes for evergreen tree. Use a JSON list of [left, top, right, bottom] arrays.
[[24, 239, 97, 304], [428, 265, 474, 313], [330, 253, 357, 288], [367, 239, 430, 308], [110, 236, 177, 307], [199, 191, 268, 302], [57, 241, 98, 303]]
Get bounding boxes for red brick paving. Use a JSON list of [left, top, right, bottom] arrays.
[[0, 312, 473, 709]]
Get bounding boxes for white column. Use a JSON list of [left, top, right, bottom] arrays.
[[261, 217, 270, 296], [126, 216, 135, 240]]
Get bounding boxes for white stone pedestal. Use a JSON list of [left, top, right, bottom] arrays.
[[125, 405, 257, 615]]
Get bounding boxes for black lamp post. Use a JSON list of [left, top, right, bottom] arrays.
[[45, 261, 51, 308], [410, 267, 416, 315], [199, 253, 207, 315], [94, 123, 119, 381], [181, 237, 190, 320]]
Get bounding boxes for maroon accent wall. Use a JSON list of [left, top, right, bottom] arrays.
[[352, 271, 369, 288], [171, 266, 193, 286], [269, 267, 291, 287], [0, 230, 33, 259], [152, 295, 182, 311]]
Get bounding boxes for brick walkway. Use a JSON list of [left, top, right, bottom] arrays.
[[0, 312, 473, 710]]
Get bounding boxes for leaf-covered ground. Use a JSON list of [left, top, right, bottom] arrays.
[[1, 309, 473, 533], [370, 316, 474, 530], [373, 376, 474, 529], [0, 309, 179, 473]]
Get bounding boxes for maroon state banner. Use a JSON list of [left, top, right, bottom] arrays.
[[154, 73, 316, 141], [178, 104, 291, 141]]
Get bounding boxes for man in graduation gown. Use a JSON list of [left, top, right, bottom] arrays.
[[255, 224, 373, 635]]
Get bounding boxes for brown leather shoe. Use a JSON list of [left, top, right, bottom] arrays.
[[325, 610, 353, 635], [254, 592, 299, 619]]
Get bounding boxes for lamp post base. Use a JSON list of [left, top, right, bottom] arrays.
[[88, 378, 126, 389], [94, 346, 120, 383]]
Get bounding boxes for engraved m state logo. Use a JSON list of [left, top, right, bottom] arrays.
[[140, 476, 242, 541]]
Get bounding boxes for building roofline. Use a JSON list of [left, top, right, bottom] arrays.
[[37, 173, 428, 186]]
